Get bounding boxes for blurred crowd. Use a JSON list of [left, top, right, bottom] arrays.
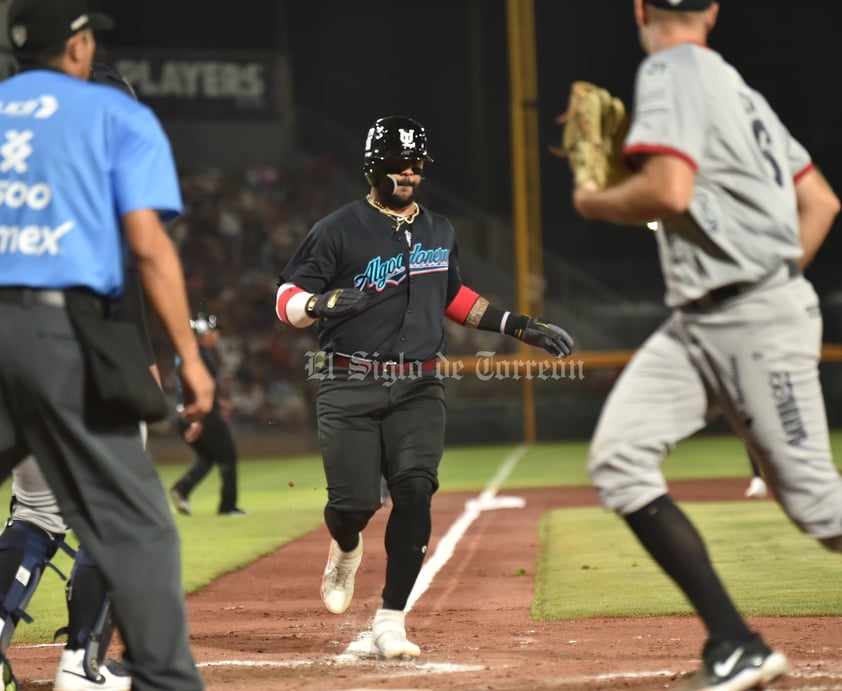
[[151, 153, 355, 433]]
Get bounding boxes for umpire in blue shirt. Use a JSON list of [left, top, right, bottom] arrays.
[[0, 1, 214, 689]]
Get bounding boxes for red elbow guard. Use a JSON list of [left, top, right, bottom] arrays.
[[445, 286, 480, 324]]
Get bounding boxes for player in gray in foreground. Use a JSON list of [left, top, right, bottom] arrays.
[[572, 1, 841, 690]]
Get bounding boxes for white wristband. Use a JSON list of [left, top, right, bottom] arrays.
[[276, 283, 317, 328]]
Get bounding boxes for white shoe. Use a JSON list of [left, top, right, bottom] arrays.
[[320, 534, 363, 614], [371, 608, 421, 658], [744, 476, 767, 499], [54, 650, 131, 691], [169, 487, 192, 515]]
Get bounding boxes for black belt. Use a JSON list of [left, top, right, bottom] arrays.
[[679, 261, 801, 312], [0, 288, 66, 308], [331, 355, 439, 373]]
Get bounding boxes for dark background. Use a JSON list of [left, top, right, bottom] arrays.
[[91, 0, 842, 297]]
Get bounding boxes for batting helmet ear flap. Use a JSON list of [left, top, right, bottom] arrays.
[[364, 163, 386, 188]]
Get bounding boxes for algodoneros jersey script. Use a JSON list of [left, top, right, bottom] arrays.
[[280, 199, 463, 361]]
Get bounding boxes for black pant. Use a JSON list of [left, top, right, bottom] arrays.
[[317, 373, 445, 511], [174, 409, 239, 513], [0, 302, 201, 691], [317, 371, 445, 609]]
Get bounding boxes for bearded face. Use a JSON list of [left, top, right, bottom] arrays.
[[371, 159, 424, 210]]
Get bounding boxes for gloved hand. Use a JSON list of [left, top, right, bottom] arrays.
[[305, 289, 368, 319], [512, 318, 574, 358], [550, 80, 630, 190]]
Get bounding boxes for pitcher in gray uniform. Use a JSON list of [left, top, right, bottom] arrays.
[[572, 1, 841, 690]]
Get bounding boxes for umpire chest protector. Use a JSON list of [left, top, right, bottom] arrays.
[[280, 199, 463, 361]]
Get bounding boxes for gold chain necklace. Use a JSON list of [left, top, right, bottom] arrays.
[[365, 194, 420, 232]]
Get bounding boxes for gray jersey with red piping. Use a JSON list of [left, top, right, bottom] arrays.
[[589, 41, 842, 544], [624, 43, 811, 308]]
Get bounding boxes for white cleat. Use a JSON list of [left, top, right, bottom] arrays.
[[744, 476, 767, 499], [321, 534, 363, 614], [169, 487, 192, 515], [371, 608, 421, 659], [53, 649, 131, 691]]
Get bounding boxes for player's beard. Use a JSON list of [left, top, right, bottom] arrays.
[[375, 174, 418, 211]]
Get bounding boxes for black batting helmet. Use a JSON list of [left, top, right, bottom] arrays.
[[363, 115, 434, 185], [190, 312, 218, 337], [90, 63, 136, 100]]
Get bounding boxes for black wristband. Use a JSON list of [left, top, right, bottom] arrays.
[[476, 304, 507, 332], [476, 305, 529, 336], [503, 314, 529, 338]]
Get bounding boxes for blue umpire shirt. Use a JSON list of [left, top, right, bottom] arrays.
[[0, 69, 181, 297]]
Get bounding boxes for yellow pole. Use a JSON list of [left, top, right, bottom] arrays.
[[507, 0, 543, 443]]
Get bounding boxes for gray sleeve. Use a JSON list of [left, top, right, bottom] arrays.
[[625, 50, 707, 170], [786, 132, 812, 179]]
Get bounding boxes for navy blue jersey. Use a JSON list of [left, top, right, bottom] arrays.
[[280, 199, 463, 361]]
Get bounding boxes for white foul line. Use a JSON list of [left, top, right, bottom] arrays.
[[406, 444, 528, 612], [19, 452, 529, 680], [342, 444, 528, 657]]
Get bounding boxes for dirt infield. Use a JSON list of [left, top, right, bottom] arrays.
[[12, 479, 842, 690]]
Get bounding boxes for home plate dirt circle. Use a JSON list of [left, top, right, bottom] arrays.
[[11, 481, 842, 690]]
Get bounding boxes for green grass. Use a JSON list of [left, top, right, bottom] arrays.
[[7, 430, 842, 643], [8, 456, 330, 644], [147, 457, 332, 592], [533, 502, 842, 619]]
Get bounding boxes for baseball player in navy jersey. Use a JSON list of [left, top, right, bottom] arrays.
[[276, 115, 573, 658], [0, 2, 214, 690], [572, 1, 841, 689]]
